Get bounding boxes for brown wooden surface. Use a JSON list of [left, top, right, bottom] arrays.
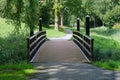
[[32, 40, 88, 62]]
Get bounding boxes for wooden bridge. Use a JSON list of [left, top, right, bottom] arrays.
[[27, 30, 94, 63], [27, 16, 94, 63]]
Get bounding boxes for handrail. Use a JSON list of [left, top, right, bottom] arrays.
[[73, 31, 94, 61], [27, 31, 46, 61]]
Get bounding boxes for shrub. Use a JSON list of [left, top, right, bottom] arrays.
[[0, 32, 27, 64]]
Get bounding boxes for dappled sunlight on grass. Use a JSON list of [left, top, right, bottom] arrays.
[[0, 18, 14, 38], [46, 29, 66, 38], [0, 61, 34, 80], [94, 60, 120, 70], [91, 32, 111, 39], [111, 31, 120, 42], [24, 69, 37, 74]]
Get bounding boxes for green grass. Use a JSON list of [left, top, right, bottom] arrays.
[[0, 61, 36, 80], [90, 27, 120, 70], [46, 29, 66, 38], [94, 61, 120, 70], [42, 26, 66, 38], [0, 18, 14, 38], [0, 18, 28, 64]]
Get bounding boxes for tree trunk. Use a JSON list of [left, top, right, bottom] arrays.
[[54, 0, 59, 31], [60, 14, 63, 27]]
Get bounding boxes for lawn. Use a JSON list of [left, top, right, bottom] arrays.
[[90, 27, 120, 70], [0, 18, 14, 38], [43, 26, 66, 38], [0, 61, 38, 80]]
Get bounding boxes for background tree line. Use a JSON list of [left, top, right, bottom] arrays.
[[40, 0, 120, 28], [0, 0, 120, 32]]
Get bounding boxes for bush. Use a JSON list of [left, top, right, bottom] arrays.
[[92, 28, 120, 62], [39, 1, 53, 26], [0, 32, 27, 64], [103, 5, 120, 28]]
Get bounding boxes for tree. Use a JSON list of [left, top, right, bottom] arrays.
[[0, 0, 6, 17], [104, 5, 120, 28], [65, 0, 83, 18], [53, 0, 59, 30], [3, 0, 38, 36], [93, 0, 112, 26], [39, 0, 53, 26]]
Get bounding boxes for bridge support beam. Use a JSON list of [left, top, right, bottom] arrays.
[[77, 18, 80, 31], [39, 18, 42, 31], [86, 15, 90, 36]]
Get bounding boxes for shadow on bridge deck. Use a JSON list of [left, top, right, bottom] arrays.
[[31, 40, 89, 63]]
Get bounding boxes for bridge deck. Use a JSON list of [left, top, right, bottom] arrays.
[[31, 40, 89, 62]]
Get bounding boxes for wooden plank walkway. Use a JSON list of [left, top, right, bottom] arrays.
[[31, 40, 89, 62]]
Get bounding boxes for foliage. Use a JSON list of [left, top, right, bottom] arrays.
[[65, 0, 83, 17], [0, 61, 35, 80], [91, 27, 120, 62], [0, 33, 27, 64], [104, 5, 120, 27], [3, 0, 38, 33], [0, 18, 28, 64], [39, 1, 53, 26], [0, 0, 6, 17]]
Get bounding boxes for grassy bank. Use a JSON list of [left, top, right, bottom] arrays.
[[0, 61, 36, 80], [91, 27, 120, 70], [43, 26, 66, 38]]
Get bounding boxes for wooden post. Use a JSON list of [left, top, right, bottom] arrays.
[[27, 38, 30, 62], [30, 30, 34, 36], [77, 18, 80, 31], [86, 15, 90, 36], [39, 18, 42, 31], [91, 38, 94, 61]]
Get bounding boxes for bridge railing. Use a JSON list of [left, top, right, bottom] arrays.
[[27, 31, 46, 61], [73, 31, 94, 61]]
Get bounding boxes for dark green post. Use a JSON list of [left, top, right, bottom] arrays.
[[77, 18, 80, 31], [86, 15, 90, 36], [39, 18, 42, 31], [91, 38, 94, 61], [30, 30, 34, 36], [27, 38, 30, 62]]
